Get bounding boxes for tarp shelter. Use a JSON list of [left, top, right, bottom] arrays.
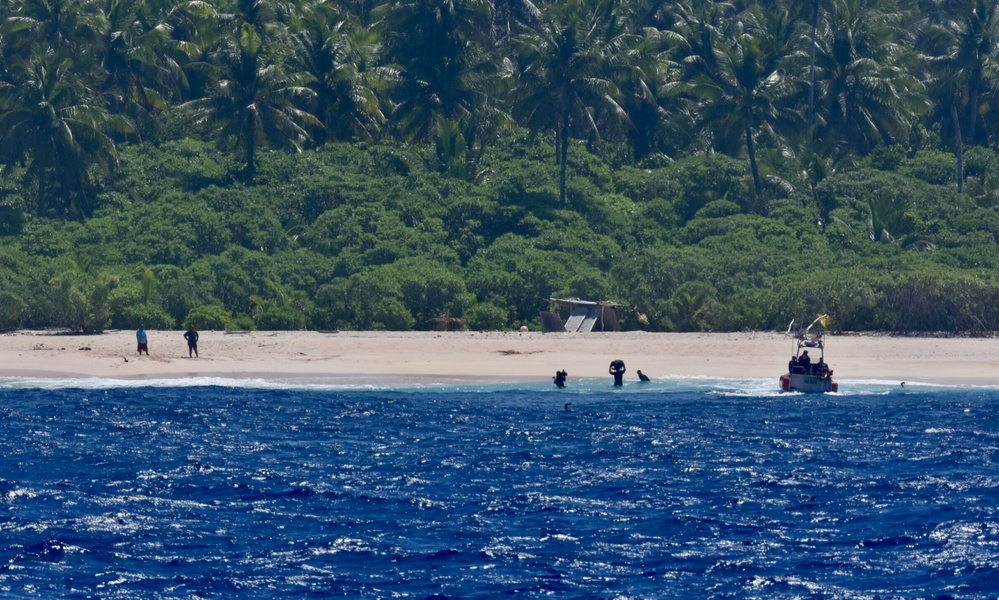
[[541, 298, 621, 333]]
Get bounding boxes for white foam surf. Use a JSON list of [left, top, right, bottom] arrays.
[[0, 373, 991, 395]]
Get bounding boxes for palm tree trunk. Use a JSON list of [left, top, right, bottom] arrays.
[[37, 171, 47, 215], [746, 125, 761, 194], [968, 63, 983, 147], [952, 103, 964, 193], [808, 0, 818, 128], [244, 120, 257, 183], [558, 111, 569, 205], [968, 0, 999, 146]]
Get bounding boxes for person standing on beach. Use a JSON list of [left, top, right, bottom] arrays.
[[184, 327, 199, 358], [136, 326, 149, 356]]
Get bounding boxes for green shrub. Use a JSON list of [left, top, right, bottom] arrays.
[[560, 270, 614, 303], [255, 305, 307, 330], [115, 303, 176, 330], [388, 258, 472, 327], [694, 200, 741, 219], [231, 314, 257, 330], [311, 280, 349, 330], [868, 144, 907, 171], [48, 272, 119, 334], [0, 202, 24, 235], [364, 297, 415, 330], [308, 271, 418, 330], [668, 281, 719, 332], [0, 291, 26, 330], [465, 302, 510, 330], [184, 305, 233, 330], [902, 151, 957, 185]]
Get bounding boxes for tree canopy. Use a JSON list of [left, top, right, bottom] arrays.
[[2, 0, 999, 334]]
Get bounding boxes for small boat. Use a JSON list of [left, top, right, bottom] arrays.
[[779, 315, 838, 393]]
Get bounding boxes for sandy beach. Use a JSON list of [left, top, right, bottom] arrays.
[[0, 329, 997, 385]]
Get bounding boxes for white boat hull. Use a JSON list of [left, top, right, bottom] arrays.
[[780, 372, 837, 393]]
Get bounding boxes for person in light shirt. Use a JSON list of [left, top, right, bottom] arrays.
[[136, 326, 149, 356]]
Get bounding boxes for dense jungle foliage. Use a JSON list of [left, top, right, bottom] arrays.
[[3, 0, 999, 333]]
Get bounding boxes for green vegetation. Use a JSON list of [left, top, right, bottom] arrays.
[[2, 0, 999, 334]]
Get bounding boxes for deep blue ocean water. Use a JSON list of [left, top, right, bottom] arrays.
[[1, 376, 998, 599]]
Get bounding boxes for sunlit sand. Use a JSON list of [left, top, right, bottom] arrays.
[[1, 329, 995, 386]]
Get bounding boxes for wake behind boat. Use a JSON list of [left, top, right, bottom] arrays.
[[780, 315, 838, 393]]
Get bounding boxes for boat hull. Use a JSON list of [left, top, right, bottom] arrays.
[[780, 373, 837, 393]]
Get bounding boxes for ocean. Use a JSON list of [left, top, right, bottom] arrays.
[[0, 376, 997, 599]]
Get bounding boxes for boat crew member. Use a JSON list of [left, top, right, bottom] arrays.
[[799, 350, 811, 369], [609, 359, 626, 386], [816, 360, 831, 380], [553, 369, 567, 388], [637, 370, 650, 382]]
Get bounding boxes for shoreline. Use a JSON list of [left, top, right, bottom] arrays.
[[1, 329, 997, 386]]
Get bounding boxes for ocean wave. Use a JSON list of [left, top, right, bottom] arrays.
[[0, 374, 992, 395]]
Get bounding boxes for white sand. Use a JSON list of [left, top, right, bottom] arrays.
[[0, 329, 995, 385]]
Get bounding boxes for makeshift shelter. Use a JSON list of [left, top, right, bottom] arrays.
[[541, 298, 621, 333]]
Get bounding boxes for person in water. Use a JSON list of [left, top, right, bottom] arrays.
[[184, 327, 199, 358], [136, 325, 149, 356], [637, 370, 650, 382], [609, 359, 626, 386], [553, 369, 568, 388]]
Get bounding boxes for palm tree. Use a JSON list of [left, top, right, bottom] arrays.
[[916, 0, 999, 189], [616, 26, 674, 162], [669, 280, 717, 331], [806, 0, 821, 127], [660, 0, 737, 82], [866, 191, 909, 243], [375, 0, 494, 143], [918, 0, 999, 146], [491, 0, 542, 48], [0, 50, 133, 216], [768, 0, 840, 129], [97, 0, 179, 139], [669, 5, 799, 195], [509, 0, 633, 205], [810, 0, 927, 159], [2, 0, 106, 58], [180, 22, 321, 182], [162, 0, 229, 102], [585, 0, 676, 163], [290, 4, 393, 143], [658, 0, 735, 155]]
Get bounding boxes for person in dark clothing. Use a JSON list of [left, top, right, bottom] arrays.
[[637, 370, 651, 382], [553, 369, 568, 388], [609, 359, 626, 386], [799, 350, 810, 367], [184, 327, 199, 358]]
